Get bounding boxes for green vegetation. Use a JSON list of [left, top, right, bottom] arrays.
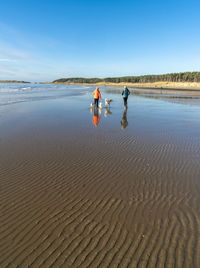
[[53, 78, 102, 83], [53, 72, 200, 84]]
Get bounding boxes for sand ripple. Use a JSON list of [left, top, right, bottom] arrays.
[[0, 131, 200, 267]]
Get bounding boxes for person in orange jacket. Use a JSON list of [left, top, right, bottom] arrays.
[[93, 87, 101, 107]]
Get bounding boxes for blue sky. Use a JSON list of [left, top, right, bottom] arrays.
[[0, 0, 200, 81]]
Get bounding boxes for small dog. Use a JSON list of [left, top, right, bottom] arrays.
[[105, 99, 112, 107]]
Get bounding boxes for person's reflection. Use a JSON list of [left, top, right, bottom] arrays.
[[120, 107, 128, 130], [92, 107, 101, 127]]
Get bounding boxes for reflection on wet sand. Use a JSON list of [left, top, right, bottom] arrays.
[[91, 107, 101, 127], [104, 107, 112, 118], [120, 107, 128, 130]]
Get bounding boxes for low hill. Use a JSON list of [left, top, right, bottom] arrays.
[[0, 80, 30, 83], [53, 72, 200, 84]]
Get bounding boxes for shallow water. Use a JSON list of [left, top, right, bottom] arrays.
[[0, 83, 90, 106], [1, 83, 200, 138]]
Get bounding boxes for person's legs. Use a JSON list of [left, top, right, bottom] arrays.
[[95, 98, 99, 107]]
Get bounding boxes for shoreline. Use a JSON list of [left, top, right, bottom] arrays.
[[45, 81, 200, 91], [1, 80, 200, 91]]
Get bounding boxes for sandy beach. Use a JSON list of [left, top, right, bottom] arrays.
[[52, 81, 200, 91], [0, 84, 200, 267]]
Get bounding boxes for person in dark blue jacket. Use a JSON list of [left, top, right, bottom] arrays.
[[122, 86, 130, 107]]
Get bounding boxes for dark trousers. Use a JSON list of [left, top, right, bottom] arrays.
[[94, 98, 99, 107], [123, 97, 128, 106]]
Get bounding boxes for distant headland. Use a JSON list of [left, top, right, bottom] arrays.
[[0, 80, 30, 83]]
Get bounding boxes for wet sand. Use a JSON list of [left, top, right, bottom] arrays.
[[0, 94, 200, 267]]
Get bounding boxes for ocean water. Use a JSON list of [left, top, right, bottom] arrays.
[[0, 83, 91, 106]]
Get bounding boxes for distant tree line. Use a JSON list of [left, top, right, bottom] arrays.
[[53, 78, 102, 83], [53, 72, 200, 84]]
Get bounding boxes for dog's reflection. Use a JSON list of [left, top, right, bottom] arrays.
[[104, 107, 112, 118], [120, 107, 128, 130], [91, 107, 101, 127]]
